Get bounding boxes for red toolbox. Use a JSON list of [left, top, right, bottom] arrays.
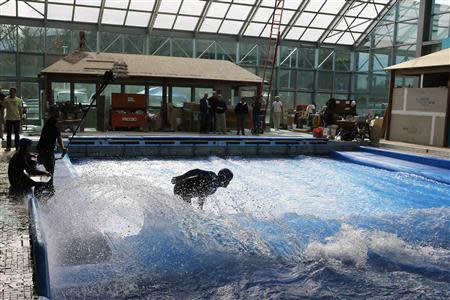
[[111, 113, 147, 128], [110, 93, 147, 129]]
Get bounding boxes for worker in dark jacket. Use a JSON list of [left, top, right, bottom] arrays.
[[171, 168, 233, 209], [215, 95, 227, 134], [322, 98, 336, 126], [235, 98, 249, 135], [208, 92, 219, 132], [199, 93, 209, 133], [37, 105, 66, 191], [8, 138, 50, 196]]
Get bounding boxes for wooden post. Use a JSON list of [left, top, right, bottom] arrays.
[[384, 70, 396, 140], [444, 76, 450, 147], [161, 82, 168, 128], [256, 83, 262, 99]]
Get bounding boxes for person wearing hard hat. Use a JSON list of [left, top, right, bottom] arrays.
[[171, 168, 234, 209]]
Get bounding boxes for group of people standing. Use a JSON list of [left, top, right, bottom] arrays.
[[199, 92, 228, 134], [1, 86, 66, 197], [199, 93, 282, 135]]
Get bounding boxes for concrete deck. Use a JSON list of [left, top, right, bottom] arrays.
[[0, 150, 34, 300], [378, 139, 450, 159]]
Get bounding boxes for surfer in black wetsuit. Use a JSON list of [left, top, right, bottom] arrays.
[[171, 168, 233, 209]]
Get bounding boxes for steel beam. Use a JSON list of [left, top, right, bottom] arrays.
[[147, 0, 162, 34], [0, 15, 354, 50], [194, 0, 213, 34], [355, 0, 398, 48], [318, 0, 356, 46], [415, 0, 432, 57], [97, 0, 106, 27], [279, 0, 311, 41], [238, 0, 263, 37]]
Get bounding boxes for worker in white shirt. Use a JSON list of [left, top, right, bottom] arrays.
[[272, 96, 283, 131]]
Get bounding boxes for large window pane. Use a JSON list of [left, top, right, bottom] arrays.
[[296, 70, 314, 90], [296, 92, 313, 105], [216, 41, 236, 62], [277, 91, 294, 110], [18, 26, 45, 52], [318, 48, 333, 70], [335, 52, 351, 71], [372, 50, 391, 74], [172, 38, 193, 58], [0, 25, 17, 51], [52, 82, 71, 103], [280, 46, 297, 68], [297, 47, 315, 69], [279, 69, 295, 89], [148, 86, 163, 108], [172, 87, 191, 107], [373, 23, 394, 48], [356, 52, 370, 72], [355, 74, 369, 92], [396, 44, 416, 64], [0, 53, 16, 76], [194, 87, 214, 102], [100, 32, 123, 53], [318, 72, 333, 90], [0, 82, 16, 94], [372, 75, 388, 97], [46, 28, 75, 55], [396, 21, 418, 44], [431, 13, 450, 41], [124, 33, 145, 54], [196, 40, 215, 59], [433, 0, 450, 14], [315, 93, 331, 108], [21, 82, 40, 120], [239, 42, 258, 65], [335, 73, 350, 92], [74, 83, 96, 105], [75, 83, 97, 130], [101, 84, 121, 107], [125, 85, 145, 94], [20, 54, 44, 77]]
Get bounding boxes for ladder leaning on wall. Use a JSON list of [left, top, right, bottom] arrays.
[[260, 0, 285, 123]]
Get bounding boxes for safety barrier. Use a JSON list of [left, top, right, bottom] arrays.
[[66, 136, 357, 158], [27, 192, 51, 299]]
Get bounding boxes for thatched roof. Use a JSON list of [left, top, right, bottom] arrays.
[[41, 52, 262, 85], [385, 48, 450, 75]]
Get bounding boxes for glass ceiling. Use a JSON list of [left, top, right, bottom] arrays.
[[0, 0, 397, 45]]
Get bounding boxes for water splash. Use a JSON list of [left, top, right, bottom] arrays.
[[41, 157, 450, 299]]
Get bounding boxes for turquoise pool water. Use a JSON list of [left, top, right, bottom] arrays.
[[42, 156, 450, 299]]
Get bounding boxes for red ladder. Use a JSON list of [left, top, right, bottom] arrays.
[[260, 0, 285, 103]]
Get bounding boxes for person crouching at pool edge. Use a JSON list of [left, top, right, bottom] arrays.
[[171, 168, 233, 209], [37, 105, 66, 193], [8, 138, 51, 197]]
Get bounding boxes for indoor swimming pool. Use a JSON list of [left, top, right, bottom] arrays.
[[41, 156, 449, 299]]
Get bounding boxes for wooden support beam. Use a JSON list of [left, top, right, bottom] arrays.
[[385, 70, 396, 140], [444, 76, 450, 147]]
